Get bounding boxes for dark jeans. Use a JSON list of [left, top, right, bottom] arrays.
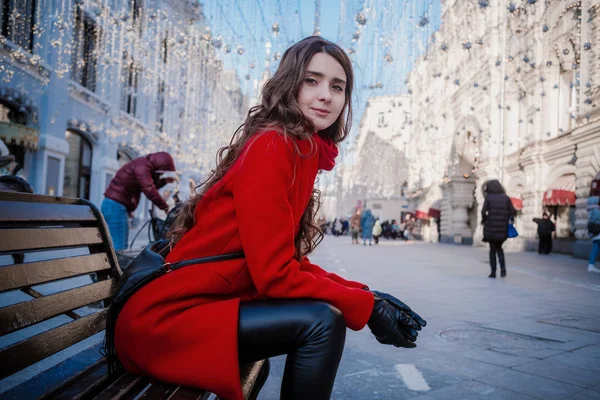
[[489, 240, 506, 272], [238, 299, 346, 400], [538, 234, 552, 254]]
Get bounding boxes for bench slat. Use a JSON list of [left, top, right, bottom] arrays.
[[0, 192, 83, 205], [0, 227, 103, 253], [44, 360, 109, 400], [168, 387, 210, 400], [91, 372, 143, 400], [0, 201, 97, 223], [0, 253, 113, 292], [135, 380, 176, 399], [0, 309, 106, 380], [240, 360, 266, 400], [0, 279, 117, 335]]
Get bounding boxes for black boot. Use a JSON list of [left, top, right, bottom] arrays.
[[500, 268, 506, 278], [489, 247, 497, 278]]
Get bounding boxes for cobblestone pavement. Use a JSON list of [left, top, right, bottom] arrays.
[[260, 236, 600, 400]]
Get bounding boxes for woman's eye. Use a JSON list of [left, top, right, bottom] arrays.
[[305, 78, 317, 84], [333, 85, 344, 92]]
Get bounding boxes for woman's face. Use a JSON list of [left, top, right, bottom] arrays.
[[297, 52, 347, 131]]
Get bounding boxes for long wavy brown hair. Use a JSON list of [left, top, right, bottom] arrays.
[[168, 36, 354, 259]]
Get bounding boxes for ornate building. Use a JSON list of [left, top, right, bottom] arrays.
[[333, 95, 411, 220], [401, 0, 599, 257], [0, 0, 247, 214]]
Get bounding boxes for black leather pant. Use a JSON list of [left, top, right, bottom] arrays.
[[489, 240, 506, 272], [238, 299, 346, 400]]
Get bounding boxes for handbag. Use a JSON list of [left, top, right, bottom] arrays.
[[102, 238, 245, 376], [508, 223, 519, 238], [588, 221, 600, 237]]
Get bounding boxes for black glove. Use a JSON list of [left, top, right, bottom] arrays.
[[371, 290, 427, 329], [367, 295, 421, 348]]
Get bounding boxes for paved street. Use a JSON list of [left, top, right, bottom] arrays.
[[260, 236, 600, 400]]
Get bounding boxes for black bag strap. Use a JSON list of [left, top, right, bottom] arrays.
[[165, 252, 245, 272]]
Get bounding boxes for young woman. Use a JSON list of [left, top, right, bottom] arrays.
[[114, 36, 426, 400], [481, 179, 516, 278]]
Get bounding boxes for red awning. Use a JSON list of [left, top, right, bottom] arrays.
[[428, 208, 441, 218], [415, 210, 429, 220], [543, 174, 576, 206], [428, 199, 442, 218], [510, 197, 523, 211], [543, 190, 576, 206]]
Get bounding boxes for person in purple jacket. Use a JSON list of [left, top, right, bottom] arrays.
[[101, 152, 177, 251]]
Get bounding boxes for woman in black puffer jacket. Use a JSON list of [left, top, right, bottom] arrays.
[[481, 180, 516, 278]]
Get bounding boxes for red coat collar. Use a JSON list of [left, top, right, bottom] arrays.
[[313, 133, 338, 171]]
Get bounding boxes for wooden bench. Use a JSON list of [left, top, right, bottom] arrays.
[[0, 191, 267, 400]]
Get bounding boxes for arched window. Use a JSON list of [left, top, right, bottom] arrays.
[[0, 102, 27, 175], [63, 130, 92, 199], [1, 0, 37, 51]]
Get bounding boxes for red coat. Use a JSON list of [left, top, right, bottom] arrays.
[[114, 131, 374, 400], [104, 152, 175, 212]]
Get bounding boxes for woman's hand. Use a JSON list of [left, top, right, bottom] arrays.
[[370, 290, 427, 329], [367, 294, 422, 348]]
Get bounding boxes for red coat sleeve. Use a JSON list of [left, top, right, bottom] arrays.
[[232, 132, 373, 331], [134, 160, 169, 211], [299, 256, 368, 290]]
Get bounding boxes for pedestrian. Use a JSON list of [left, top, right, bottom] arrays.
[[111, 36, 426, 400], [390, 219, 400, 240], [373, 218, 383, 244], [341, 218, 349, 236], [361, 208, 375, 245], [586, 196, 600, 273], [481, 179, 516, 278], [533, 212, 555, 254], [101, 152, 177, 251], [350, 210, 361, 244], [403, 215, 415, 241], [334, 218, 343, 237]]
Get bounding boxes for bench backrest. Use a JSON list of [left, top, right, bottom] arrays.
[[0, 192, 121, 381]]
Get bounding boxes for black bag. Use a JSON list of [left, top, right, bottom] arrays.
[[588, 221, 600, 237], [102, 239, 245, 376]]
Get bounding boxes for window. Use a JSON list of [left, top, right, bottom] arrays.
[[162, 30, 168, 65], [1, 0, 36, 51], [0, 102, 26, 175], [71, 9, 99, 91], [63, 130, 92, 199], [126, 0, 143, 37], [377, 112, 386, 127], [120, 52, 139, 116], [157, 79, 166, 131], [558, 71, 575, 134], [46, 156, 60, 196]]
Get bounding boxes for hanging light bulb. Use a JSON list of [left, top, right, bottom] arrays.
[[272, 22, 280, 36], [211, 36, 223, 49], [355, 12, 367, 25], [237, 45, 245, 55]]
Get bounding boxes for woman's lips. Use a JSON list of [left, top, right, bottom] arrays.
[[311, 108, 330, 117]]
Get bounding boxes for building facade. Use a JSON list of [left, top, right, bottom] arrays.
[[334, 95, 411, 221], [0, 0, 247, 217], [403, 0, 599, 256]]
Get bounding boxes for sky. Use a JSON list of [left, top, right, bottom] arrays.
[[200, 0, 442, 152]]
